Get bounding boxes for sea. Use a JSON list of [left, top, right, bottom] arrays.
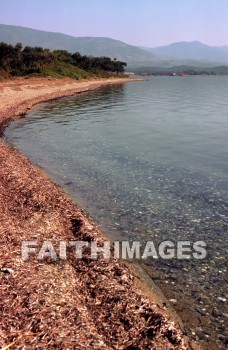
[[5, 76, 228, 349]]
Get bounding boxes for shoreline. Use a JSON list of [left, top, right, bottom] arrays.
[[0, 76, 141, 134], [0, 77, 196, 349]]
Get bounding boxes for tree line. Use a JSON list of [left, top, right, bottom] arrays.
[[0, 42, 127, 76]]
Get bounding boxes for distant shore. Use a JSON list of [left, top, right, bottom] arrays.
[[0, 77, 194, 349]]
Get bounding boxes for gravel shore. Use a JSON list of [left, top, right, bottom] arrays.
[[0, 77, 192, 349]]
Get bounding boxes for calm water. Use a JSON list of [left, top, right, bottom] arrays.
[[5, 77, 228, 348]]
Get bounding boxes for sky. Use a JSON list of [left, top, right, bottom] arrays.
[[0, 0, 228, 47]]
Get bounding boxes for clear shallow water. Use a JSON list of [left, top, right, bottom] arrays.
[[5, 77, 228, 348]]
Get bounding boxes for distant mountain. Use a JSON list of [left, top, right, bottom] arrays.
[[140, 41, 228, 64], [219, 46, 228, 51], [0, 23, 164, 67], [1, 24, 227, 69]]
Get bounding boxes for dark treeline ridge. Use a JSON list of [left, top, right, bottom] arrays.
[[0, 42, 127, 79], [133, 65, 228, 76]]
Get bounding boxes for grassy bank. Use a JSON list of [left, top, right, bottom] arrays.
[[0, 42, 127, 81]]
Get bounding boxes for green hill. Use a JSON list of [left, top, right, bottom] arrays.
[[0, 42, 128, 80], [0, 23, 162, 67], [1, 24, 227, 70]]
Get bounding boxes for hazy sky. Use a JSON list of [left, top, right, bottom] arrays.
[[0, 0, 228, 47]]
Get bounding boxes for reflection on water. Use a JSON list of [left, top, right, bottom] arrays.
[[5, 77, 228, 349]]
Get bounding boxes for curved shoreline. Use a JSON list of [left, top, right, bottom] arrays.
[[0, 77, 195, 349]]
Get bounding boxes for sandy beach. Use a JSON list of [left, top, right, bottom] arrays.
[[0, 77, 193, 349]]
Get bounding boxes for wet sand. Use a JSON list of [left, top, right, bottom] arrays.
[[0, 77, 195, 349]]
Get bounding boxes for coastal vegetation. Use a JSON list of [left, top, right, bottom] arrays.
[[133, 65, 228, 76], [0, 42, 127, 80]]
